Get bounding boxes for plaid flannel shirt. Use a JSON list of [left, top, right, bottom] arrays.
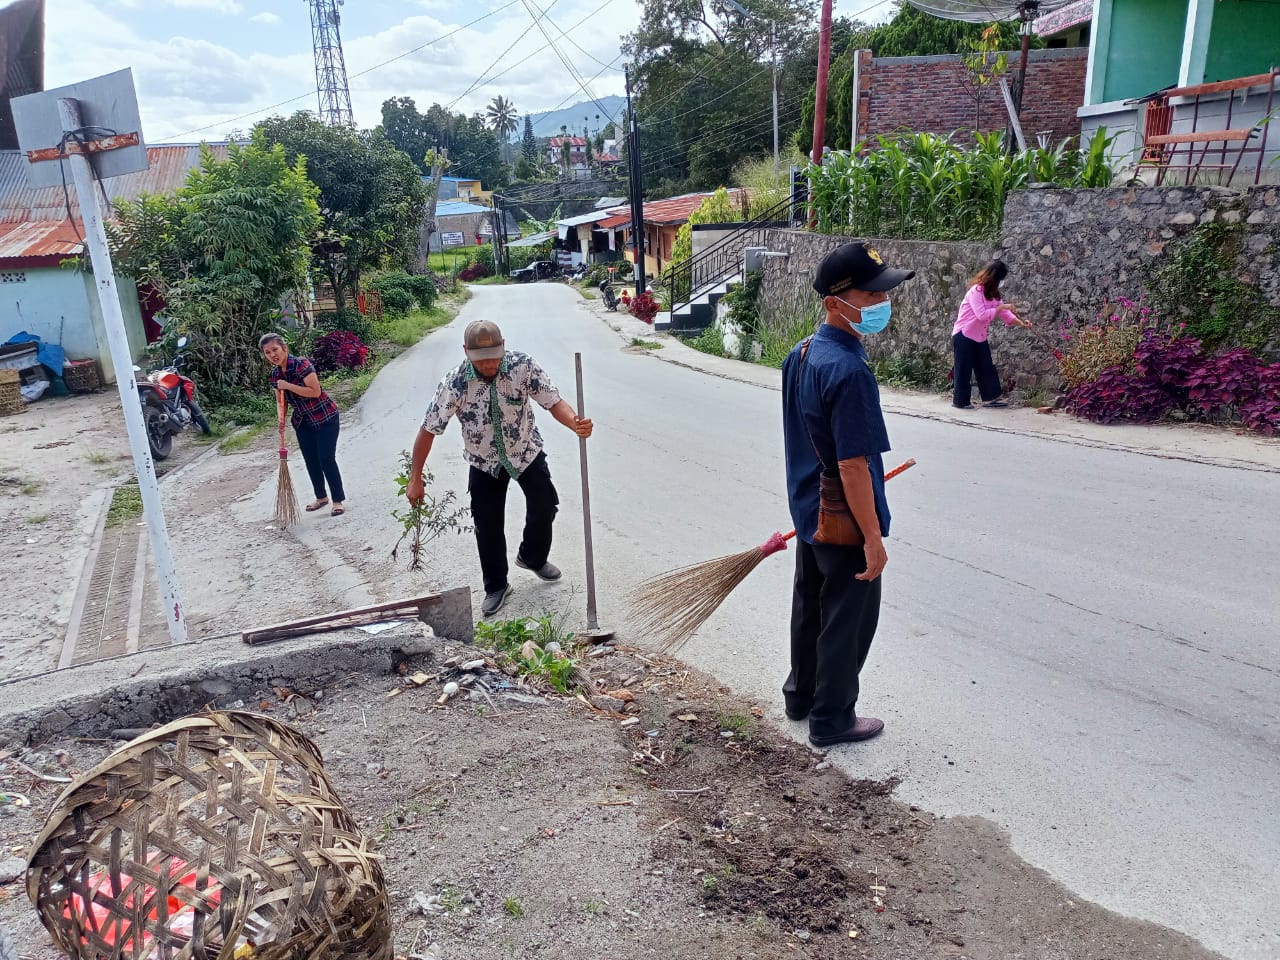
[[270, 355, 339, 429]]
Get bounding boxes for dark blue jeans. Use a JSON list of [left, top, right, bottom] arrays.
[[952, 332, 1002, 406], [294, 416, 345, 502]]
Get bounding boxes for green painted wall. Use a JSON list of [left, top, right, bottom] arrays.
[[1203, 0, 1280, 84], [1102, 0, 1189, 101]]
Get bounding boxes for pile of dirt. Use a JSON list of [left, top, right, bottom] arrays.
[[0, 637, 1225, 960]]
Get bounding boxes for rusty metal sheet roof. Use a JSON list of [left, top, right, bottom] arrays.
[[0, 143, 230, 223], [0, 219, 83, 264]]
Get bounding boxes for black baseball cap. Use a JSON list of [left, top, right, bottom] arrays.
[[813, 241, 915, 297]]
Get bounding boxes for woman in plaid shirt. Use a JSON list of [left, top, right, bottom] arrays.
[[260, 333, 347, 516]]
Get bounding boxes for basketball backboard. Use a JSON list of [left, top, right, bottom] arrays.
[[10, 68, 148, 189]]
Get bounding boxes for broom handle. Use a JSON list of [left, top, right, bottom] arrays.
[[777, 457, 916, 543], [574, 353, 600, 631]]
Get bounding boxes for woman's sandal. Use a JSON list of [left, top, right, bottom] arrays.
[[331, 505, 346, 517], [305, 498, 330, 512]]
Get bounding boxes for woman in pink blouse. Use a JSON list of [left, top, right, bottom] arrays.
[[951, 259, 1031, 408]]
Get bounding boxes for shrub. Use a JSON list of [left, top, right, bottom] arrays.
[[312, 330, 370, 373], [1057, 299, 1148, 388], [380, 286, 414, 315], [465, 244, 496, 275], [1238, 362, 1280, 435], [630, 291, 660, 324], [1064, 365, 1174, 424], [315, 307, 373, 343], [458, 262, 490, 282]]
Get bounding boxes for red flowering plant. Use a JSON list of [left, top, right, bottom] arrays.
[[630, 291, 660, 324], [312, 330, 370, 374], [1061, 301, 1280, 433]]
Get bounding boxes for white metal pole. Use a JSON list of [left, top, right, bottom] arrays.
[[851, 49, 863, 151], [57, 97, 188, 646]]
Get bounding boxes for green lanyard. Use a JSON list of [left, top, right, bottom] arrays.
[[489, 380, 520, 479]]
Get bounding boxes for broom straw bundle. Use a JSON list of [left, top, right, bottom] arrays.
[[628, 459, 916, 654], [274, 422, 299, 527]]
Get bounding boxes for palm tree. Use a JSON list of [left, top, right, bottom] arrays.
[[485, 96, 518, 141]]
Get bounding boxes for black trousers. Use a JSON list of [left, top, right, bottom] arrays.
[[784, 539, 882, 739], [952, 332, 1002, 406], [294, 417, 345, 502], [468, 452, 559, 594]]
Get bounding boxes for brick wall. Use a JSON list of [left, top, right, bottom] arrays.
[[856, 47, 1087, 145]]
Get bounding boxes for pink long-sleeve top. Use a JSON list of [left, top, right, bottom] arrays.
[[953, 284, 1020, 342]]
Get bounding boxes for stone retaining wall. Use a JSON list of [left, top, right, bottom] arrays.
[[759, 184, 1280, 393]]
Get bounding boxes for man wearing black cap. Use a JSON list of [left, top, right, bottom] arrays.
[[781, 241, 914, 747], [405, 320, 593, 617]]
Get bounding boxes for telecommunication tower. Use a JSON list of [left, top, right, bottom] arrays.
[[309, 0, 355, 126]]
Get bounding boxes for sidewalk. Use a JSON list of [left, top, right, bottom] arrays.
[[589, 301, 1280, 474]]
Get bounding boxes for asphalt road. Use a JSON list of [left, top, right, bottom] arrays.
[[345, 283, 1279, 960]]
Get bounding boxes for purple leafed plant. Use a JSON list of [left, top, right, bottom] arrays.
[[1064, 364, 1174, 424]]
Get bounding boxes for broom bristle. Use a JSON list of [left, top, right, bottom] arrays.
[[274, 457, 300, 527], [627, 546, 767, 655]]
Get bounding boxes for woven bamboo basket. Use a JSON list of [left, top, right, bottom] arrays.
[[26, 711, 392, 960], [0, 370, 24, 416], [64, 361, 101, 394]]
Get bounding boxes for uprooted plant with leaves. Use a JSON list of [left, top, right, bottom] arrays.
[[474, 610, 592, 695], [391, 451, 472, 571]]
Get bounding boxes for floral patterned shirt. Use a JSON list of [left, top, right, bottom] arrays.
[[422, 351, 562, 478]]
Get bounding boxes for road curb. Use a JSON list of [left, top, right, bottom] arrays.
[[57, 488, 111, 669], [0, 626, 440, 749]]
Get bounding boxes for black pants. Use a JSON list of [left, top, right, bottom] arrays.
[[952, 332, 1002, 406], [784, 539, 882, 739], [294, 416, 345, 502], [469, 452, 559, 594]]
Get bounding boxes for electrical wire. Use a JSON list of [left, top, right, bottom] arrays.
[[158, 1, 523, 142], [518, 0, 622, 123], [447, 0, 566, 109]]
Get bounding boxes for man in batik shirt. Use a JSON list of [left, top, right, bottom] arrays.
[[406, 320, 594, 616]]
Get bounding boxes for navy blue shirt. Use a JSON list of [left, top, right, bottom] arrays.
[[782, 323, 892, 544]]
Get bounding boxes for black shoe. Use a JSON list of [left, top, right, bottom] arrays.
[[784, 705, 810, 722], [984, 399, 1008, 408], [481, 585, 512, 617], [808, 717, 885, 747], [516, 556, 562, 581]]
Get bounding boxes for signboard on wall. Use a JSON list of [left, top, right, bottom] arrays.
[[441, 232, 465, 247]]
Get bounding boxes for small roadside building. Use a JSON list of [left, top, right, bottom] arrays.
[[431, 201, 520, 253], [0, 143, 229, 385]]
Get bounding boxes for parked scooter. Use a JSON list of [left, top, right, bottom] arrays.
[[135, 336, 210, 460], [599, 279, 619, 311]]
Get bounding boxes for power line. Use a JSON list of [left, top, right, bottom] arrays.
[[519, 0, 623, 124], [448, 0, 566, 110], [158, 1, 523, 142], [638, 93, 805, 172], [641, 73, 762, 128]]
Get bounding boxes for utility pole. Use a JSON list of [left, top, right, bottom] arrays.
[[771, 21, 780, 173], [624, 66, 647, 296], [809, 0, 834, 226]]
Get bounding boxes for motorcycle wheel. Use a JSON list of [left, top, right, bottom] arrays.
[[145, 404, 173, 460], [188, 397, 211, 435]]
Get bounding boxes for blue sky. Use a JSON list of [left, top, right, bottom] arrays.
[[44, 0, 894, 143]]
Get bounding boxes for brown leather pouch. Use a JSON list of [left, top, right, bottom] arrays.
[[814, 469, 865, 547]]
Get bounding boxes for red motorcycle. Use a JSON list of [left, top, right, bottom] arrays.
[[135, 336, 210, 460]]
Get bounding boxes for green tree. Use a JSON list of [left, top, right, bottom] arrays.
[[521, 115, 538, 163], [256, 112, 427, 310], [662, 187, 744, 300], [109, 141, 321, 403], [486, 95, 519, 140], [380, 97, 510, 187]]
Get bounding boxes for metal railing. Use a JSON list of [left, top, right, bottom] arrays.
[[664, 193, 801, 316]]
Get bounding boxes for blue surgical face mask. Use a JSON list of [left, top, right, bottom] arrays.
[[849, 298, 892, 335]]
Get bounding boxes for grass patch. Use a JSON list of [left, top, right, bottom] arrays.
[[106, 483, 143, 528], [28, 512, 49, 524], [217, 421, 272, 455], [502, 897, 524, 918], [84, 451, 112, 465], [373, 304, 455, 347], [474, 611, 582, 694], [630, 338, 662, 350], [684, 325, 725, 359], [18, 482, 41, 496]]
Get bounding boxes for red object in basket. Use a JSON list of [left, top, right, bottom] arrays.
[[63, 860, 222, 951]]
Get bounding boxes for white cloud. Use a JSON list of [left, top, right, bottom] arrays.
[[249, 11, 281, 25], [116, 0, 245, 13], [48, 0, 640, 142]]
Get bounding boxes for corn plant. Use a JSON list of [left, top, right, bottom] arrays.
[[807, 129, 1118, 243]]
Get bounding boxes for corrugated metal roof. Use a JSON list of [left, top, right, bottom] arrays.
[[595, 191, 748, 230], [436, 201, 490, 216], [556, 210, 611, 228], [0, 143, 230, 223], [0, 219, 83, 264], [508, 230, 554, 248]]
